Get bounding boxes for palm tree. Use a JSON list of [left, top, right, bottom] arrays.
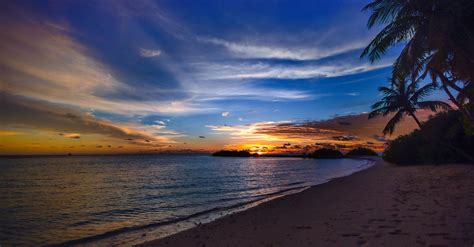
[[361, 0, 474, 123], [369, 75, 451, 135]]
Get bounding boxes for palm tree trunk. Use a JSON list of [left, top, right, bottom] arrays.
[[441, 83, 474, 124], [409, 112, 422, 128], [435, 72, 474, 125], [437, 72, 474, 103]]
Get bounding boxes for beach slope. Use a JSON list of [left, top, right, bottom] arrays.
[[138, 158, 474, 246]]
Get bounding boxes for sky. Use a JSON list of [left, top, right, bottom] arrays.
[[0, 0, 445, 155]]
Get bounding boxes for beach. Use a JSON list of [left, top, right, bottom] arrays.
[[138, 157, 474, 246]]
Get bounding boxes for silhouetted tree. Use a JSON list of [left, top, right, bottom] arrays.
[[369, 74, 451, 135], [361, 0, 474, 123]]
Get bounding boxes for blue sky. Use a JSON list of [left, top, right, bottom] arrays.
[[1, 0, 438, 154]]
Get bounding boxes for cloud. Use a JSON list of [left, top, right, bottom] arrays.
[[208, 110, 437, 152], [1, 93, 177, 144], [0, 130, 19, 136], [221, 111, 230, 117], [346, 92, 360, 96], [188, 83, 313, 101], [139, 48, 162, 57], [0, 19, 208, 115], [191, 61, 391, 80], [179, 70, 314, 101], [208, 121, 300, 142], [332, 135, 359, 141], [112, 0, 190, 38], [59, 133, 81, 139], [199, 37, 367, 61]]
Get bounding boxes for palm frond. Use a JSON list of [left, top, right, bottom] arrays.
[[368, 106, 388, 119], [409, 83, 437, 102], [383, 110, 404, 135], [378, 86, 398, 96], [363, 0, 405, 28], [417, 101, 452, 112], [361, 17, 417, 62]]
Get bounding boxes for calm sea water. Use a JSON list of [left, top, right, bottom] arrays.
[[0, 154, 372, 246]]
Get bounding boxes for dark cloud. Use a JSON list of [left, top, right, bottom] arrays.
[[332, 135, 359, 141], [338, 121, 352, 126], [1, 93, 165, 143]]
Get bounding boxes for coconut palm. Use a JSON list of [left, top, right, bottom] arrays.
[[369, 75, 451, 135], [361, 0, 474, 123]]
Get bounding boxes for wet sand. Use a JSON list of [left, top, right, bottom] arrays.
[[137, 157, 474, 246]]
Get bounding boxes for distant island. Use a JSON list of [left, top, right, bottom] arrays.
[[212, 147, 379, 159], [212, 150, 257, 157]]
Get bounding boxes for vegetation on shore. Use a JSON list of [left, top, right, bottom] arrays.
[[383, 111, 474, 164], [212, 148, 380, 159], [308, 148, 344, 159], [346, 147, 378, 157]]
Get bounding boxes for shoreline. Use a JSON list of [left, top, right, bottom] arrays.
[[137, 157, 474, 246], [67, 185, 312, 247], [67, 158, 374, 247]]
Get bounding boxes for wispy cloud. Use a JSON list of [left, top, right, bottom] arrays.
[[60, 133, 81, 139], [346, 92, 360, 96], [192, 61, 391, 80], [199, 37, 367, 61], [187, 82, 314, 101], [0, 20, 211, 115], [0, 130, 20, 136], [139, 48, 161, 57]]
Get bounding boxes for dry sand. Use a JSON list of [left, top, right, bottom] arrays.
[[137, 157, 474, 246]]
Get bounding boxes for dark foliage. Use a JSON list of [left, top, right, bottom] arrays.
[[383, 111, 474, 164], [361, 0, 474, 124], [212, 150, 256, 157], [346, 147, 378, 157], [310, 148, 343, 159]]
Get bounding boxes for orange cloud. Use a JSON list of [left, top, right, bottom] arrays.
[[209, 110, 435, 153], [59, 133, 81, 139], [0, 93, 184, 155]]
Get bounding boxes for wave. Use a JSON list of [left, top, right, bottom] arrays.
[[49, 185, 310, 247]]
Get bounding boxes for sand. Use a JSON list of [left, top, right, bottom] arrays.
[[137, 157, 474, 246]]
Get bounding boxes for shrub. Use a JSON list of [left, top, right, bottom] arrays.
[[383, 132, 423, 164], [310, 148, 343, 159], [346, 147, 378, 156], [383, 111, 474, 165]]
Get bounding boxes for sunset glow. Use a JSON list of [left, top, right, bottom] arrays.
[[0, 1, 445, 155]]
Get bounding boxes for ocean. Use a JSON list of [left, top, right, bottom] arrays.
[[0, 154, 373, 246]]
